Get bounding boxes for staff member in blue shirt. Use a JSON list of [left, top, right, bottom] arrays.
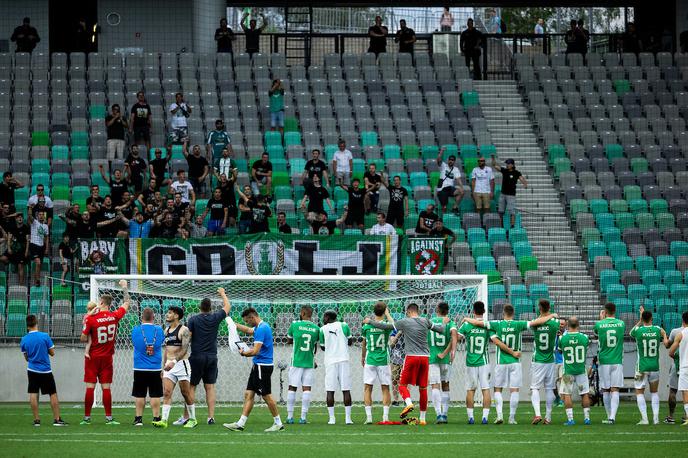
[[131, 307, 165, 426], [20, 314, 66, 426], [223, 307, 284, 432]]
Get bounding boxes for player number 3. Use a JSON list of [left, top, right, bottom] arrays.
[[97, 324, 117, 343]]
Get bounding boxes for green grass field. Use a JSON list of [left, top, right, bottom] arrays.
[[2, 403, 687, 457]]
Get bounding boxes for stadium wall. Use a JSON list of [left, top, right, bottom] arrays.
[[96, 0, 194, 53], [0, 347, 676, 403], [0, 0, 49, 54]]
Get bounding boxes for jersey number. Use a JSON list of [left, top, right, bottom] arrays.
[[503, 334, 516, 349], [537, 333, 549, 350], [299, 333, 313, 352], [563, 346, 585, 364], [641, 339, 658, 357], [430, 331, 446, 347], [468, 336, 485, 354], [367, 333, 386, 351], [96, 324, 116, 343], [606, 330, 617, 347]]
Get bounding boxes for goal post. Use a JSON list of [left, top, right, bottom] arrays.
[[89, 274, 488, 405]]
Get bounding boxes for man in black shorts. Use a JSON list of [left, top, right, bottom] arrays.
[[184, 288, 231, 425], [338, 178, 367, 230], [20, 314, 66, 426], [129, 91, 152, 151], [383, 175, 409, 229], [131, 307, 164, 426]]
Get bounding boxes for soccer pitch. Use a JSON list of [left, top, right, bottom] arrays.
[[2, 404, 687, 457]]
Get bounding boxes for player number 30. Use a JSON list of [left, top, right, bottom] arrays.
[[97, 324, 117, 343]]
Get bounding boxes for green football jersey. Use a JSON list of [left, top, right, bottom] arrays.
[[593, 317, 625, 365], [630, 324, 662, 372], [558, 332, 589, 375], [287, 320, 320, 368], [362, 322, 391, 366], [428, 317, 457, 364], [488, 320, 529, 365], [531, 318, 560, 364], [458, 321, 490, 367], [206, 130, 231, 160]]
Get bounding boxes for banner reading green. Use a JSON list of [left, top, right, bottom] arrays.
[[120, 233, 405, 276]]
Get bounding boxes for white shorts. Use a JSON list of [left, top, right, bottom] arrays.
[[465, 365, 491, 391], [429, 363, 451, 385], [530, 362, 557, 390], [634, 371, 660, 390], [363, 364, 392, 386], [163, 359, 191, 384], [494, 363, 522, 389], [668, 365, 678, 390], [678, 368, 688, 392], [560, 373, 590, 396], [288, 367, 315, 389], [598, 364, 624, 389], [325, 361, 352, 392]]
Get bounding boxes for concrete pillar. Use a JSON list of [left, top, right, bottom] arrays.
[[193, 0, 226, 53]]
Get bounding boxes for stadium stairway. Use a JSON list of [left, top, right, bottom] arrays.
[[475, 80, 601, 324]]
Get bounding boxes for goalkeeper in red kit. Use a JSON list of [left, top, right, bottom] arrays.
[[363, 303, 448, 425], [79, 279, 131, 425]]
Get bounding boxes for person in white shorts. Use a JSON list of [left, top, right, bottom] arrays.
[[557, 317, 592, 425], [592, 302, 625, 424], [153, 306, 197, 428], [667, 311, 688, 426], [665, 326, 683, 423], [630, 308, 667, 425], [320, 310, 353, 425], [428, 301, 458, 424], [332, 139, 353, 186], [529, 299, 562, 424], [361, 302, 392, 424], [285, 305, 320, 424]]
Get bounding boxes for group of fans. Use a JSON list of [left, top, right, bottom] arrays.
[[19, 281, 688, 428]]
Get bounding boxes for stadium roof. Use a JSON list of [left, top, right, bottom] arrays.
[[247, 1, 637, 7]]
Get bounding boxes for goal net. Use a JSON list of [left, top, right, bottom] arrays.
[[90, 274, 488, 405]]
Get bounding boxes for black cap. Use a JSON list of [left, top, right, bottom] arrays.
[[505, 158, 515, 165], [23, 17, 30, 24]]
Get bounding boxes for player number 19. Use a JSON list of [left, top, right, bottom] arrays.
[[96, 324, 116, 343]]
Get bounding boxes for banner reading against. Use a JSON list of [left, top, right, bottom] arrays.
[[120, 233, 404, 276], [77, 239, 120, 291], [408, 237, 445, 275]]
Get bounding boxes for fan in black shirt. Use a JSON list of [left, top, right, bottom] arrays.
[[395, 20, 416, 54], [249, 195, 272, 233], [99, 165, 129, 206], [277, 212, 292, 234], [301, 176, 332, 217], [149, 148, 171, 190], [363, 164, 382, 214], [302, 149, 330, 187], [429, 220, 456, 266], [415, 203, 439, 235], [368, 16, 388, 55], [125, 146, 147, 193], [383, 175, 409, 228], [492, 157, 527, 227], [460, 19, 483, 80], [338, 179, 367, 229], [310, 211, 346, 236], [215, 18, 235, 53]]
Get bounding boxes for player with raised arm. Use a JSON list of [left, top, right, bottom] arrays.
[[152, 306, 197, 428], [667, 311, 688, 426], [320, 310, 354, 425], [666, 323, 684, 423], [361, 302, 393, 424], [593, 302, 625, 424], [286, 305, 320, 424], [428, 301, 458, 424], [363, 303, 448, 425], [458, 300, 514, 425], [224, 308, 284, 432], [80, 279, 130, 425], [463, 303, 557, 424], [529, 299, 562, 425], [630, 307, 667, 425], [558, 317, 591, 425]]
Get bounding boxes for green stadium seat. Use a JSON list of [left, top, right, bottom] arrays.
[[553, 157, 571, 178], [595, 213, 615, 230], [600, 269, 621, 292], [471, 242, 491, 258], [631, 157, 649, 173], [476, 256, 496, 273], [284, 132, 302, 146], [624, 185, 642, 201], [615, 298, 633, 314], [656, 213, 675, 230], [629, 199, 648, 215], [671, 241, 688, 257], [664, 270, 683, 288], [655, 298, 676, 315], [605, 144, 624, 161], [649, 199, 668, 216], [582, 228, 601, 247], [266, 145, 284, 156], [487, 228, 507, 245], [671, 285, 688, 302], [264, 131, 282, 147], [284, 117, 299, 133], [607, 241, 627, 259], [460, 144, 478, 158], [71, 131, 89, 146], [614, 212, 635, 232], [609, 199, 629, 214], [529, 283, 550, 299], [361, 131, 378, 147], [402, 145, 420, 159], [508, 228, 528, 244], [628, 284, 648, 302], [31, 131, 50, 146], [272, 171, 290, 187], [461, 91, 480, 107], [606, 284, 627, 301], [614, 255, 633, 272], [518, 255, 538, 276], [89, 105, 107, 119], [589, 199, 608, 215], [514, 298, 533, 315], [635, 212, 655, 230], [420, 145, 439, 161], [32, 159, 50, 174], [467, 228, 486, 244], [383, 145, 401, 159], [635, 256, 655, 274], [601, 227, 621, 244], [649, 284, 669, 301], [71, 145, 89, 160], [547, 145, 566, 165], [613, 79, 631, 95], [642, 270, 662, 286], [656, 255, 676, 274], [6, 313, 27, 337], [588, 241, 607, 263], [479, 144, 496, 158]]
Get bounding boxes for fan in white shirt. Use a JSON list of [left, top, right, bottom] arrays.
[[332, 140, 353, 185], [369, 212, 397, 236]]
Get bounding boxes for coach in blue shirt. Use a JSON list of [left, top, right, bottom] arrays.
[[223, 307, 283, 432], [131, 307, 165, 426], [20, 314, 66, 426]]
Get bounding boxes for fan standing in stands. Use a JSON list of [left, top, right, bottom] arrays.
[[492, 156, 527, 227], [460, 18, 483, 80], [368, 16, 388, 56]]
